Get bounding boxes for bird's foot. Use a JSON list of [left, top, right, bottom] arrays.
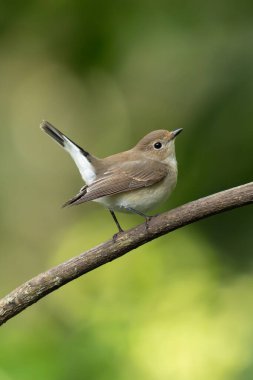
[[112, 229, 124, 242], [144, 215, 152, 232]]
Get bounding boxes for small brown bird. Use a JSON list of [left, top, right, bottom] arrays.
[[41, 121, 182, 233]]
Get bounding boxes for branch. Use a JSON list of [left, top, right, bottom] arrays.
[[0, 182, 252, 326]]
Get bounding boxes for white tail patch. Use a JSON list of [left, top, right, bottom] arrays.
[[63, 138, 96, 185]]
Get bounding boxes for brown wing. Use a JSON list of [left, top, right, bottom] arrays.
[[64, 160, 168, 206]]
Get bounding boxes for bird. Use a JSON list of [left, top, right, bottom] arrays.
[[40, 121, 183, 234]]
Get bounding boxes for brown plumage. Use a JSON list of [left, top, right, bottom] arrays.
[[64, 160, 168, 206], [41, 121, 182, 232]]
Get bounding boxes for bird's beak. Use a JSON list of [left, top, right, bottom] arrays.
[[171, 128, 183, 139]]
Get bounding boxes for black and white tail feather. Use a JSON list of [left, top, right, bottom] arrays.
[[40, 121, 96, 185], [40, 120, 96, 206]]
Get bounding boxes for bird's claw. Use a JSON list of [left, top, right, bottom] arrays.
[[145, 216, 152, 232], [112, 230, 124, 242]]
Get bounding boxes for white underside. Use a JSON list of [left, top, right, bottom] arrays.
[[94, 171, 177, 213]]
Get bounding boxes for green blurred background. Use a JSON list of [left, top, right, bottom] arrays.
[[0, 1, 253, 379]]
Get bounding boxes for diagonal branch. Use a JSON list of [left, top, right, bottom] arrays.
[[0, 182, 253, 326]]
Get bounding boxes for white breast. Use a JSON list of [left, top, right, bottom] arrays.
[[96, 169, 178, 213]]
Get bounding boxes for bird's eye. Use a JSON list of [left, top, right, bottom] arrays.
[[154, 142, 162, 149]]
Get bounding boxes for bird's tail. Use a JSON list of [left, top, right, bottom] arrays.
[[40, 121, 96, 184], [40, 121, 90, 156]]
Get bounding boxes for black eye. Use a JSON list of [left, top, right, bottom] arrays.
[[154, 142, 162, 149]]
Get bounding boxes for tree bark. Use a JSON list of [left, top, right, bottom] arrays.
[[0, 182, 252, 326]]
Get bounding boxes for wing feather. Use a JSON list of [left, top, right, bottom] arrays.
[[66, 160, 168, 206]]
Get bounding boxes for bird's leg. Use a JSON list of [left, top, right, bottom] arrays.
[[109, 209, 124, 241], [125, 207, 152, 231]]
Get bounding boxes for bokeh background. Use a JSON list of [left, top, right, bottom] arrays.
[[0, 1, 253, 379]]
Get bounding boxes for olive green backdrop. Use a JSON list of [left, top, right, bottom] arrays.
[[0, 1, 252, 379]]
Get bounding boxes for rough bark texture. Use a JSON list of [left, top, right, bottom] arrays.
[[0, 182, 252, 326]]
